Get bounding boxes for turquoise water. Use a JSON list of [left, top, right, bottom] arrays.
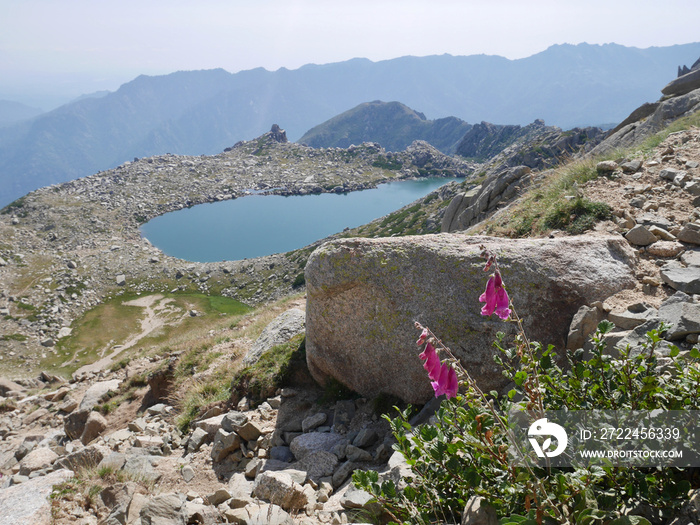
[[140, 177, 462, 262]]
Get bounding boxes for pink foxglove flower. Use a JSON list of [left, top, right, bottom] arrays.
[[431, 363, 458, 399], [419, 342, 441, 380], [479, 270, 511, 320], [416, 327, 429, 346]]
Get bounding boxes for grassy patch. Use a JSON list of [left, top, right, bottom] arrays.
[[638, 108, 700, 155], [475, 158, 609, 237], [230, 334, 307, 403], [543, 197, 612, 234], [39, 292, 251, 377], [0, 333, 27, 342]]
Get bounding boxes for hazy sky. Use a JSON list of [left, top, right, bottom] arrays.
[[2, 0, 699, 109]]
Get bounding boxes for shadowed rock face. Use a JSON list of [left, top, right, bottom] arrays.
[[304, 234, 637, 403]]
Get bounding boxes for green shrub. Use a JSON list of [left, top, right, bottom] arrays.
[[354, 323, 700, 523], [543, 197, 612, 234]]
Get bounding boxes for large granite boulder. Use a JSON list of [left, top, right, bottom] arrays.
[[305, 234, 637, 403]]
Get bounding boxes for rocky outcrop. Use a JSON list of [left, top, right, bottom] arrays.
[[0, 468, 74, 525], [304, 234, 637, 403], [455, 120, 604, 171], [243, 308, 306, 365], [441, 165, 532, 232], [591, 88, 700, 156], [591, 59, 700, 157], [663, 60, 700, 97]]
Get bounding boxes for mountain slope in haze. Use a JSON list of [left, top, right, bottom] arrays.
[[2, 42, 700, 206], [298, 100, 472, 154], [0, 100, 43, 127]]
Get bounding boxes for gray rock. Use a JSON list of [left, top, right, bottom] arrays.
[[18, 447, 58, 475], [180, 465, 195, 482], [140, 493, 186, 525], [332, 460, 356, 488], [116, 274, 126, 286], [648, 225, 677, 241], [646, 241, 685, 258], [211, 428, 241, 462], [97, 451, 126, 472], [78, 379, 120, 410], [193, 413, 225, 439], [596, 160, 618, 173], [243, 308, 306, 365], [305, 235, 636, 403], [660, 265, 700, 294], [64, 408, 91, 440], [462, 495, 499, 525], [0, 377, 25, 396], [80, 411, 108, 444], [658, 292, 700, 341], [660, 168, 681, 181], [221, 411, 248, 432], [346, 445, 373, 462], [679, 222, 700, 245], [302, 412, 327, 433], [566, 305, 604, 350], [340, 484, 377, 511], [242, 503, 294, 525], [253, 470, 308, 511], [123, 454, 162, 483], [625, 225, 658, 246], [207, 487, 231, 506], [100, 482, 138, 525], [235, 420, 263, 442], [685, 181, 700, 196], [270, 446, 294, 463], [352, 428, 378, 448], [681, 249, 700, 267], [662, 67, 700, 97], [186, 427, 209, 454], [620, 160, 642, 173], [298, 451, 338, 479], [0, 469, 74, 525], [608, 303, 659, 330], [290, 432, 345, 461]]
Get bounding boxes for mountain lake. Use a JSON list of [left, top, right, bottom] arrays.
[[140, 177, 463, 262]]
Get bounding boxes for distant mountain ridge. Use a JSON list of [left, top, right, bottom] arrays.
[[2, 42, 700, 206], [298, 101, 472, 154]]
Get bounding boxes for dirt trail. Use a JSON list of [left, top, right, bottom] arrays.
[[73, 294, 181, 376]]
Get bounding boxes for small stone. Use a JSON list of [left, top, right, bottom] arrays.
[[648, 225, 677, 241], [596, 160, 618, 173], [352, 428, 378, 448], [81, 411, 108, 445], [646, 241, 685, 258], [659, 167, 680, 180], [302, 412, 327, 433], [679, 223, 700, 245], [186, 427, 209, 454], [345, 445, 373, 462], [625, 225, 658, 246], [207, 487, 231, 506]]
